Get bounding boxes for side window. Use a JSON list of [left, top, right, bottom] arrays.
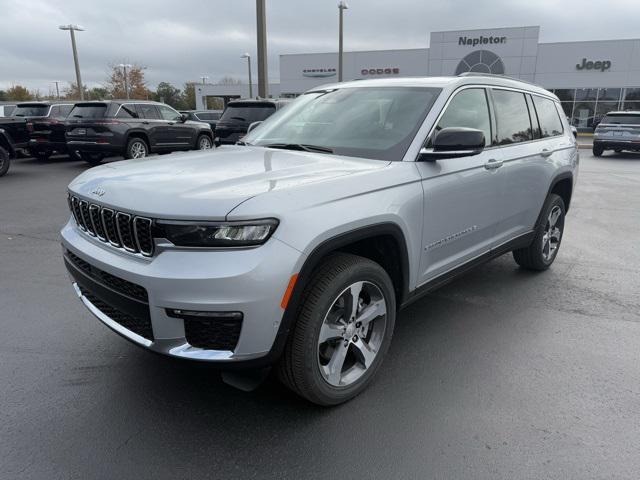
[[59, 105, 73, 117], [532, 96, 564, 138], [136, 104, 160, 120], [116, 105, 138, 119], [157, 105, 181, 121], [49, 106, 60, 117], [492, 89, 533, 145], [433, 88, 492, 146]]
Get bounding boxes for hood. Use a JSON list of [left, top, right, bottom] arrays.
[[68, 146, 389, 220]]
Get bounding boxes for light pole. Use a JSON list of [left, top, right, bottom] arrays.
[[201, 76, 209, 85], [241, 53, 253, 98], [338, 1, 348, 82], [58, 24, 85, 100], [118, 63, 132, 99], [256, 0, 268, 98], [54, 81, 60, 99]]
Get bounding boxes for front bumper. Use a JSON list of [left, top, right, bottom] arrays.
[[61, 219, 303, 365]]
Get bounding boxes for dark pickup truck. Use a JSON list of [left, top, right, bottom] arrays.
[[0, 116, 28, 176]]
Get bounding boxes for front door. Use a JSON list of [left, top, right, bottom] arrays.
[[157, 104, 194, 148], [414, 87, 505, 285]]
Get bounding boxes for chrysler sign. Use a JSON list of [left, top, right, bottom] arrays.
[[303, 68, 336, 78]]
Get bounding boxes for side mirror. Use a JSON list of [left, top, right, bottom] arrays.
[[247, 121, 262, 133], [570, 126, 578, 139], [419, 127, 485, 161], [179, 114, 188, 123]]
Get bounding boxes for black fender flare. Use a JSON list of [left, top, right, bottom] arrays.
[[228, 222, 411, 370], [0, 130, 15, 158]]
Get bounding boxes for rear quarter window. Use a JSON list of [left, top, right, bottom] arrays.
[[69, 104, 108, 119], [532, 96, 564, 137]]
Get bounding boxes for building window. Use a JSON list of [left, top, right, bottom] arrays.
[[595, 102, 619, 121], [575, 88, 598, 102], [572, 102, 596, 129], [598, 88, 621, 102], [554, 89, 575, 102]]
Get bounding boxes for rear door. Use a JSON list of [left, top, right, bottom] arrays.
[[415, 87, 505, 284], [135, 103, 163, 148]]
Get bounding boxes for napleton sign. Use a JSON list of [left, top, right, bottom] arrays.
[[458, 36, 507, 46]]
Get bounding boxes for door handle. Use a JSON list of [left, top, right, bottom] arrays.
[[484, 159, 503, 170], [141, 121, 149, 125], [541, 149, 553, 157]]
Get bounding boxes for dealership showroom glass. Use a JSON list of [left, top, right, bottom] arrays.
[[198, 25, 640, 131]]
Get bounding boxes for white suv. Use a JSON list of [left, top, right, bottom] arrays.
[[62, 74, 578, 405]]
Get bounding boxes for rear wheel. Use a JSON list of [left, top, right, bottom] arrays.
[[125, 137, 148, 159], [0, 147, 10, 177], [278, 253, 396, 406], [196, 134, 213, 150], [513, 193, 565, 271], [593, 145, 604, 157], [80, 152, 105, 166]]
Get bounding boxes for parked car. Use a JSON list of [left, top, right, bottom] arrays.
[[0, 112, 29, 154], [214, 99, 289, 146], [65, 100, 214, 165], [593, 111, 640, 156], [61, 75, 578, 405], [180, 110, 222, 132], [0, 116, 26, 176], [24, 102, 76, 159]]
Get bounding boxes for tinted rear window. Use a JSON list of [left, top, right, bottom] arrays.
[[13, 105, 49, 117], [220, 104, 275, 123], [532, 96, 563, 137], [492, 90, 533, 144], [69, 104, 108, 119], [601, 114, 640, 125]]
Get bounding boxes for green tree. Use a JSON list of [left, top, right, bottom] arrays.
[[181, 82, 196, 110], [87, 87, 109, 100], [0, 90, 7, 101], [6, 85, 33, 101], [64, 82, 89, 100], [155, 82, 184, 109]]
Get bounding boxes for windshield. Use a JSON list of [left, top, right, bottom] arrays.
[[69, 104, 108, 119], [220, 104, 275, 123], [243, 86, 441, 161], [601, 114, 640, 125], [13, 105, 49, 117]]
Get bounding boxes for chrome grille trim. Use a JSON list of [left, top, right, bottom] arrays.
[[116, 212, 137, 253], [133, 217, 154, 256], [89, 204, 107, 241], [68, 195, 154, 257]]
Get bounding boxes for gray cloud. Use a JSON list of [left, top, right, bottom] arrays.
[[1, 0, 638, 94]]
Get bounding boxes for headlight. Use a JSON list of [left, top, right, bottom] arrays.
[[155, 219, 278, 247]]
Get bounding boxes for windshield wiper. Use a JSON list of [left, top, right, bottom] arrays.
[[264, 143, 334, 154]]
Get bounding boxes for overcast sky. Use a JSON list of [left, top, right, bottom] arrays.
[[2, 0, 638, 94]]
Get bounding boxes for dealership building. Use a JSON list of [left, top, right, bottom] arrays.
[[199, 26, 640, 130]]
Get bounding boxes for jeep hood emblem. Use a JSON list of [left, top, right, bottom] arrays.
[[91, 187, 106, 197]]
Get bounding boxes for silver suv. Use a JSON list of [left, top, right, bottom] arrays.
[[61, 75, 579, 405], [593, 111, 640, 156]]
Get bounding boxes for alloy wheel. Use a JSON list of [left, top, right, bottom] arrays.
[[198, 136, 212, 149], [542, 205, 563, 262], [317, 281, 387, 387], [131, 141, 147, 158]]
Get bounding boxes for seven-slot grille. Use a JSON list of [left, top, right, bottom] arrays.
[[68, 194, 154, 256]]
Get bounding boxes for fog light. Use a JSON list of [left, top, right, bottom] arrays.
[[166, 309, 243, 320]]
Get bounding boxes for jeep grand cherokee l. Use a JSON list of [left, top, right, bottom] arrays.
[[61, 75, 578, 405], [593, 111, 640, 156], [214, 99, 289, 145], [22, 102, 75, 159], [65, 100, 214, 165]]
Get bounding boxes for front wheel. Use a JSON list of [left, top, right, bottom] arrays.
[[513, 193, 566, 271], [196, 134, 213, 150], [0, 147, 10, 177], [278, 253, 396, 406]]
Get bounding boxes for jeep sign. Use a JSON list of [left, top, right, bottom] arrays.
[[576, 58, 612, 72], [458, 36, 506, 47]]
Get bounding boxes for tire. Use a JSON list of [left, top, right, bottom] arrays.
[[513, 193, 566, 271], [0, 147, 10, 177], [196, 134, 213, 150], [80, 152, 105, 166], [593, 145, 604, 157], [278, 253, 396, 406], [125, 137, 149, 159]]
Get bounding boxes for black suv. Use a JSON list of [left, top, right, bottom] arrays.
[[214, 99, 289, 146], [65, 100, 214, 165], [0, 116, 26, 177], [13, 102, 76, 159], [180, 110, 222, 132]]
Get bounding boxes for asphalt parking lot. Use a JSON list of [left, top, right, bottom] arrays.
[[1, 151, 639, 479]]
